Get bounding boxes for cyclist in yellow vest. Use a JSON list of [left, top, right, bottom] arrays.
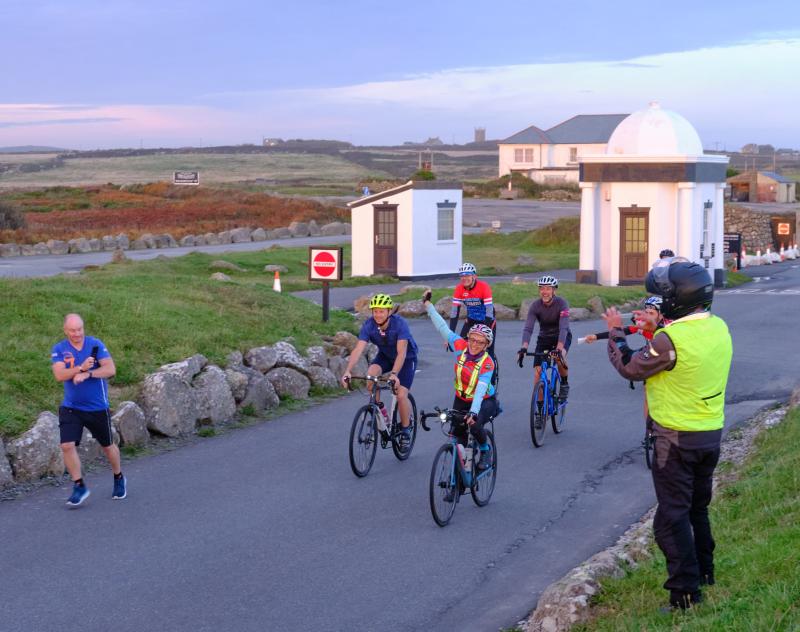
[[422, 291, 497, 471], [603, 258, 732, 611]]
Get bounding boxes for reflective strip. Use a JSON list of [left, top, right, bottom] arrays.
[[454, 351, 489, 400]]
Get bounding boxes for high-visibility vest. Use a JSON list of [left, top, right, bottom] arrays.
[[646, 314, 732, 431], [454, 351, 489, 400]]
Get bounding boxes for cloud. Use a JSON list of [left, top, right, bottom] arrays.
[[0, 117, 125, 128]]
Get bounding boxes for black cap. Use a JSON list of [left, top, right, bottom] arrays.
[[645, 260, 713, 320], [659, 249, 675, 259]]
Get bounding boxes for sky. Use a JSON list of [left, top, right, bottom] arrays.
[[1, 0, 798, 150]]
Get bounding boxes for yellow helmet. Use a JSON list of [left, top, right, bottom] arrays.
[[369, 293, 394, 309]]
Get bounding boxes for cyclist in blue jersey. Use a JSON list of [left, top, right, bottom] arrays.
[[341, 294, 418, 449]]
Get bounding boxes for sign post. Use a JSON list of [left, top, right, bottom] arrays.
[[308, 247, 343, 322], [723, 232, 742, 270]]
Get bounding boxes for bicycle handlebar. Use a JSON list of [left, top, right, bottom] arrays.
[[343, 374, 398, 394], [419, 407, 469, 432]]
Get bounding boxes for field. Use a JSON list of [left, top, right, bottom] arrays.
[[0, 183, 348, 243]]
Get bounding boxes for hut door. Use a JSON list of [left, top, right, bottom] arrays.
[[619, 207, 650, 284], [373, 204, 397, 275]]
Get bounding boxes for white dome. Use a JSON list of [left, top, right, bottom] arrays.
[[606, 102, 704, 156]]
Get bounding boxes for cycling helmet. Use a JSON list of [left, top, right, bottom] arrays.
[[643, 295, 662, 311], [659, 248, 675, 259], [368, 293, 394, 309], [645, 260, 713, 320], [467, 323, 494, 345], [458, 262, 477, 276], [537, 275, 559, 288]]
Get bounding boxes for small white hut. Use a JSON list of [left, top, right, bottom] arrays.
[[577, 102, 729, 287], [347, 180, 462, 279]]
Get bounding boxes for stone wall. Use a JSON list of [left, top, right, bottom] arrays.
[[725, 204, 795, 253]]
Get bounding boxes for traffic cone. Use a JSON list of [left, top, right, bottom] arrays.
[[273, 270, 282, 292]]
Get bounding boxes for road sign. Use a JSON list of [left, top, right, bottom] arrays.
[[173, 171, 200, 185], [723, 233, 742, 270], [308, 247, 343, 323], [777, 223, 790, 235]]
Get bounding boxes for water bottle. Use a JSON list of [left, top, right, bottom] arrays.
[[463, 447, 473, 472], [376, 402, 388, 432]]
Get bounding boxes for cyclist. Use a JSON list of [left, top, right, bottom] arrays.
[[583, 296, 666, 347], [659, 248, 675, 259], [423, 290, 497, 472], [517, 275, 571, 404], [450, 263, 497, 359], [341, 294, 418, 449]]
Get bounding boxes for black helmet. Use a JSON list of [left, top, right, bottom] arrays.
[[645, 259, 713, 320], [659, 249, 675, 259]]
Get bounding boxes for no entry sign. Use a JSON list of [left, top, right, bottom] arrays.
[[309, 247, 343, 281]]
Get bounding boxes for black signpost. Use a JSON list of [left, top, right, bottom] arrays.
[[308, 247, 343, 322], [724, 232, 742, 270]]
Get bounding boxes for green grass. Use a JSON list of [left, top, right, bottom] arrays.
[[574, 408, 800, 631], [726, 270, 752, 287], [0, 255, 356, 439]]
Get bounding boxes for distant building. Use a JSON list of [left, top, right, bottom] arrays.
[[262, 138, 283, 147], [498, 114, 628, 185], [474, 127, 486, 143], [727, 171, 796, 203]]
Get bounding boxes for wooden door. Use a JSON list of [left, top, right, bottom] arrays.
[[373, 205, 397, 275], [619, 207, 649, 284]]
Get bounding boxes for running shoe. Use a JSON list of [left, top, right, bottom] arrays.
[[112, 475, 127, 499], [66, 483, 90, 507]]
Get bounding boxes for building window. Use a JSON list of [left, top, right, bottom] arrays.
[[437, 201, 456, 241], [569, 147, 578, 162], [514, 148, 523, 162], [524, 148, 534, 162]]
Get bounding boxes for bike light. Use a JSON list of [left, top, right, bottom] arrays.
[[439, 413, 448, 422]]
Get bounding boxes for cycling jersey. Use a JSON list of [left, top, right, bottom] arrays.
[[450, 280, 494, 324], [521, 296, 570, 345], [358, 315, 418, 361]]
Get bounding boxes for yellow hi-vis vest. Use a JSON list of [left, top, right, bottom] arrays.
[[454, 350, 489, 400], [646, 314, 732, 431]]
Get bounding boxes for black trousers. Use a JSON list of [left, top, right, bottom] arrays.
[[651, 434, 720, 596], [451, 395, 497, 446]]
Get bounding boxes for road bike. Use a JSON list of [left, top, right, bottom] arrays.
[[420, 407, 498, 527], [521, 350, 568, 447], [345, 375, 418, 477], [643, 421, 655, 469]]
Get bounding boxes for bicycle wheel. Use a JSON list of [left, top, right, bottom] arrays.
[[529, 379, 547, 447], [349, 405, 378, 477], [551, 375, 567, 434], [644, 433, 655, 470], [429, 444, 458, 527], [391, 393, 418, 461], [470, 430, 497, 507]]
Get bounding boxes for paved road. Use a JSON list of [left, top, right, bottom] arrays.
[[0, 199, 577, 278], [2, 263, 798, 632]]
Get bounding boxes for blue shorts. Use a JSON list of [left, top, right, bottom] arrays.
[[371, 353, 417, 389]]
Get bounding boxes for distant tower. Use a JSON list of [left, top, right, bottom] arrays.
[[474, 127, 486, 143]]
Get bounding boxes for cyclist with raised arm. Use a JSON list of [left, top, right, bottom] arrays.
[[517, 275, 571, 405], [583, 295, 666, 348], [341, 294, 418, 449], [423, 290, 497, 472], [450, 263, 497, 359]]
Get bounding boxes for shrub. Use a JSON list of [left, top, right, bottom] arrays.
[[0, 202, 26, 230], [411, 169, 436, 181]]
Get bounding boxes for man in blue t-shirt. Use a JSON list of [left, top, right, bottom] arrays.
[[341, 293, 418, 449], [51, 313, 125, 507]]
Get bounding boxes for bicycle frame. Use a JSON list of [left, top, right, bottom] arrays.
[[422, 409, 494, 488], [347, 375, 396, 434], [527, 352, 565, 417]]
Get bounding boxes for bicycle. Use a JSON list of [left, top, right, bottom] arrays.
[[643, 421, 655, 469], [521, 350, 568, 448], [345, 375, 419, 478], [420, 407, 498, 527]]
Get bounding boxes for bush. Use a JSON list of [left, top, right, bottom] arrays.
[[0, 202, 26, 230], [727, 168, 740, 178], [411, 169, 436, 181]]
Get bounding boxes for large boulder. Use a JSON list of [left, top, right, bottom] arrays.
[[244, 346, 278, 373], [332, 331, 359, 353], [155, 234, 177, 248], [226, 367, 252, 402], [399, 284, 432, 295], [194, 234, 207, 246], [159, 354, 208, 382], [102, 235, 119, 251], [266, 367, 311, 399], [111, 401, 149, 447], [140, 233, 157, 249], [68, 238, 92, 254], [210, 272, 232, 282], [354, 294, 371, 314], [398, 300, 426, 318], [217, 231, 232, 244], [0, 438, 14, 488], [179, 235, 196, 247], [129, 238, 147, 250], [320, 221, 345, 236], [210, 260, 245, 272], [569, 307, 592, 321], [272, 227, 292, 239], [587, 296, 605, 314], [116, 233, 130, 250], [434, 296, 452, 318], [140, 371, 199, 437], [493, 303, 517, 320], [0, 243, 21, 257], [88, 238, 103, 252], [33, 242, 50, 255], [305, 346, 328, 367], [343, 223, 352, 235], [308, 220, 321, 236], [204, 232, 221, 245], [307, 365, 339, 390], [518, 298, 536, 320], [230, 227, 252, 243], [327, 356, 348, 381], [111, 248, 128, 264], [240, 370, 280, 413], [193, 366, 236, 424], [77, 425, 120, 462], [20, 244, 36, 256], [7, 412, 64, 481], [273, 341, 311, 374], [264, 264, 288, 273], [251, 227, 267, 242], [288, 221, 310, 237]]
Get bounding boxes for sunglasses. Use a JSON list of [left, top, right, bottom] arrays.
[[467, 336, 488, 345]]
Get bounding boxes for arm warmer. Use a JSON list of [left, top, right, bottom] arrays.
[[427, 303, 461, 347]]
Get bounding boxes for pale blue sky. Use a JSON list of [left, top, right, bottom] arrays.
[[1, 0, 798, 149]]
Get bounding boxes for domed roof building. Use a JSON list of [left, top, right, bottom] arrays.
[[577, 102, 729, 287]]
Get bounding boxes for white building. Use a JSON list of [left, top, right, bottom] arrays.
[[498, 114, 628, 185], [577, 102, 729, 287], [347, 181, 462, 279]]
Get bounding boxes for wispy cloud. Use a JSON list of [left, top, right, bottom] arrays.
[[0, 117, 125, 128]]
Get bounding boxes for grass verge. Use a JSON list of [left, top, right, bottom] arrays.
[[0, 255, 356, 439], [575, 407, 800, 631], [726, 270, 752, 287]]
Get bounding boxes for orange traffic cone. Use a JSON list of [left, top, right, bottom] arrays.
[[273, 270, 282, 292]]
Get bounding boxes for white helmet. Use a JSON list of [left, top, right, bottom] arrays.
[[537, 275, 558, 288], [458, 262, 477, 276], [468, 323, 494, 345]]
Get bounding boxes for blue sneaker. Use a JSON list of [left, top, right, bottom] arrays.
[[66, 483, 90, 507], [112, 476, 127, 499]]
